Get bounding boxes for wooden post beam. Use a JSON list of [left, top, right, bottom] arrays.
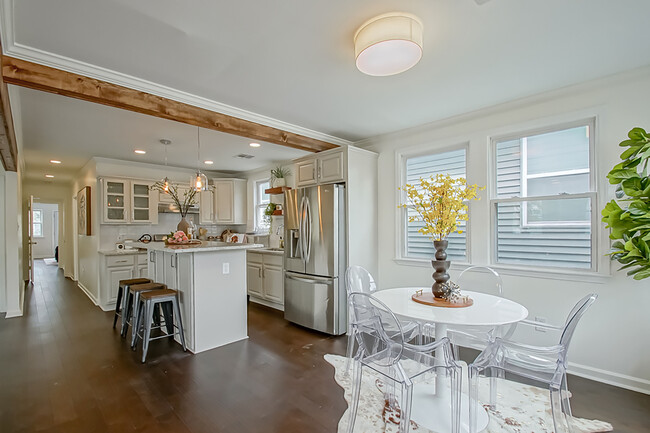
[[0, 58, 17, 171], [1, 56, 338, 153]]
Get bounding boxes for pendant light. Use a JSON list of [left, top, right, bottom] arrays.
[[192, 127, 208, 192], [159, 139, 171, 193]]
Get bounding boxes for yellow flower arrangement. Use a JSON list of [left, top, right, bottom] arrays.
[[399, 174, 484, 242]]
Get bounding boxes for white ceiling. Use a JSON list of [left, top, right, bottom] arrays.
[[5, 0, 650, 179], [16, 87, 309, 182]]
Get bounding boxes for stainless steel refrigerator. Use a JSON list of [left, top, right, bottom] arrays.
[[284, 184, 346, 335]]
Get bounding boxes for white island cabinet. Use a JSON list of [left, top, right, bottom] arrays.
[[144, 241, 263, 354]]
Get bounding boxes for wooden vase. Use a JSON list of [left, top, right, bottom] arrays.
[[431, 240, 450, 299]]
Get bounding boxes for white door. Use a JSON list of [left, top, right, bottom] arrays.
[[263, 264, 284, 304], [199, 189, 214, 224], [214, 181, 234, 223], [296, 159, 317, 186], [131, 181, 156, 223], [108, 266, 134, 304], [246, 263, 263, 297], [52, 209, 59, 261], [28, 195, 35, 283], [318, 151, 345, 184], [103, 179, 128, 223]]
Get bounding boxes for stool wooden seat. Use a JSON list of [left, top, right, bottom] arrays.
[[134, 288, 186, 362], [113, 278, 152, 329], [121, 282, 166, 340]]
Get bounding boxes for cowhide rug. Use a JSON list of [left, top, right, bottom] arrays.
[[325, 354, 613, 433]]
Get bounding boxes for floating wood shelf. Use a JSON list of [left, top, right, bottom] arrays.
[[272, 210, 283, 216], [265, 186, 291, 195]]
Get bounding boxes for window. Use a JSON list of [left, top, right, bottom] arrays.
[[492, 120, 595, 270], [402, 147, 468, 261], [254, 179, 271, 232], [32, 209, 43, 238]]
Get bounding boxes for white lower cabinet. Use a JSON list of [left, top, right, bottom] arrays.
[[99, 253, 148, 310], [247, 251, 284, 310]]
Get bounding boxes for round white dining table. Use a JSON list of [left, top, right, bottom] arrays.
[[372, 288, 529, 433]]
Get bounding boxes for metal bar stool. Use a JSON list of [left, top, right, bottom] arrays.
[[113, 278, 151, 329], [133, 288, 187, 363], [121, 282, 166, 341]]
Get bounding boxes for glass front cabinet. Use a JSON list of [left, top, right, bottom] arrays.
[[102, 178, 158, 224]]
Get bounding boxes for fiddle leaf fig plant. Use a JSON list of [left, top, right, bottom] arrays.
[[601, 127, 650, 280]]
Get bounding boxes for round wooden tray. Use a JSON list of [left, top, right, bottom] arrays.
[[411, 292, 473, 308]]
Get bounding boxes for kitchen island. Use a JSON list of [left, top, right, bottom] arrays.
[[142, 241, 263, 353]]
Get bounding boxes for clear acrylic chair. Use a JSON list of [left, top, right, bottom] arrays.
[[447, 266, 513, 358], [344, 266, 423, 373], [347, 292, 461, 433], [468, 293, 597, 433]]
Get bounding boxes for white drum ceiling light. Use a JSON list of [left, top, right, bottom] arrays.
[[354, 12, 423, 76]]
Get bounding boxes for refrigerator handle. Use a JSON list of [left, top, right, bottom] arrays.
[[299, 195, 306, 263], [285, 272, 334, 285], [304, 196, 312, 263]]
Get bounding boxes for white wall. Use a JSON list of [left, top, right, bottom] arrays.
[[31, 202, 58, 258], [361, 67, 650, 394], [0, 164, 6, 313], [3, 166, 23, 317]]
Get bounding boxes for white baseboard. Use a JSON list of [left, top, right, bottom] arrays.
[[248, 296, 284, 311], [77, 282, 99, 306], [4, 309, 23, 318], [569, 361, 650, 395]]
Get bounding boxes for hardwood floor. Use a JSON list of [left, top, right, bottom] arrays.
[[0, 260, 648, 432]]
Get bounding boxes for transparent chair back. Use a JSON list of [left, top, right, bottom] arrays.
[[347, 292, 461, 433], [457, 265, 503, 296], [469, 293, 598, 433], [346, 265, 377, 295], [448, 266, 507, 355]]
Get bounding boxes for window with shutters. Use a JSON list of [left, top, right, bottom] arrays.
[[492, 120, 596, 270], [401, 147, 469, 262]]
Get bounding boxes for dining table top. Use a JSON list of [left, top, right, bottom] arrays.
[[372, 287, 529, 327]]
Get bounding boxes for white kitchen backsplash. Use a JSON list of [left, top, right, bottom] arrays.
[[99, 213, 246, 250]]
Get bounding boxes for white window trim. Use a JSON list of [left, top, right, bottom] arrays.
[[32, 209, 44, 238], [254, 178, 271, 232], [394, 141, 471, 265], [489, 118, 601, 273]]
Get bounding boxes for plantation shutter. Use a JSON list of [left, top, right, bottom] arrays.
[[405, 148, 467, 261]]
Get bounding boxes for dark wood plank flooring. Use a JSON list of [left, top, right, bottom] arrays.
[[0, 260, 648, 432]]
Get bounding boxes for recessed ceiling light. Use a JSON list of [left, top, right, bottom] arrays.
[[45, 174, 54, 178], [204, 160, 214, 165], [134, 149, 146, 154], [249, 142, 261, 148], [50, 159, 62, 164]]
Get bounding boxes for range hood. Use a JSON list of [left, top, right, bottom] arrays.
[[157, 202, 200, 214]]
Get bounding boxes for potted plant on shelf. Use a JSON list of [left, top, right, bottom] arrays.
[[602, 127, 650, 280], [271, 166, 291, 188], [400, 174, 483, 298], [150, 180, 198, 235], [264, 202, 277, 233]]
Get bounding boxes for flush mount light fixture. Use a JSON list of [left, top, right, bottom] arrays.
[[249, 142, 261, 148], [134, 149, 146, 154], [50, 159, 62, 164], [45, 174, 54, 178], [204, 160, 214, 165], [354, 12, 423, 76]]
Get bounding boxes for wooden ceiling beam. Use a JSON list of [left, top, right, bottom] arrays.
[[1, 56, 338, 153]]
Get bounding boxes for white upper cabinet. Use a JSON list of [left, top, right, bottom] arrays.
[[295, 148, 345, 187], [101, 177, 158, 224], [213, 178, 247, 224], [199, 188, 215, 224]]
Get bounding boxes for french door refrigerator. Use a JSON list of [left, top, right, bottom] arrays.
[[284, 184, 346, 335]]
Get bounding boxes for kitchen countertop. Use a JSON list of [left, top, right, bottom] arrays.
[[98, 249, 147, 256], [248, 247, 284, 255], [141, 241, 265, 254]]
